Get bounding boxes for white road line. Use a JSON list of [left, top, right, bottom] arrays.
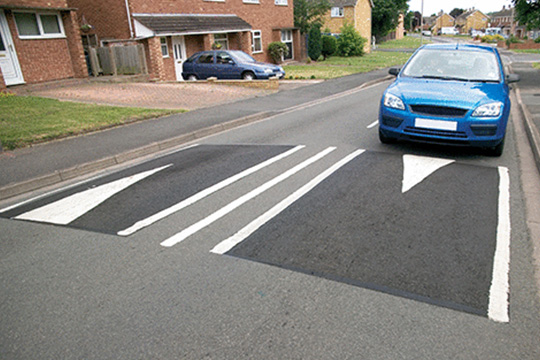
[[211, 149, 365, 255], [367, 120, 379, 129], [488, 166, 511, 323], [15, 164, 172, 225], [160, 147, 336, 248], [402, 155, 455, 193], [118, 145, 305, 236]]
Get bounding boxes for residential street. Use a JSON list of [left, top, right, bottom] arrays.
[[1, 63, 540, 358]]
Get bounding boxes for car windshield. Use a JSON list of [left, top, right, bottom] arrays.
[[402, 48, 501, 82], [231, 51, 256, 63]]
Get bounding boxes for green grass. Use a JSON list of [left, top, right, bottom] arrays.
[[533, 63, 540, 70], [283, 51, 412, 80], [0, 95, 184, 150], [376, 36, 431, 49], [511, 49, 540, 54]]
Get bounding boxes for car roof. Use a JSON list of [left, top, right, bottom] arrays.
[[419, 43, 497, 54]]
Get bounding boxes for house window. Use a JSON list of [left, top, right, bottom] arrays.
[[14, 12, 64, 39], [160, 37, 169, 57], [331, 7, 344, 17], [243, 0, 260, 3], [275, 0, 288, 5], [252, 30, 262, 53], [213, 34, 229, 50]]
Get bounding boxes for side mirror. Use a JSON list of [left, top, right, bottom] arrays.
[[506, 73, 520, 84], [389, 68, 400, 76]]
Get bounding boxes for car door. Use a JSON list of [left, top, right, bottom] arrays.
[[215, 51, 239, 79], [194, 53, 215, 79]]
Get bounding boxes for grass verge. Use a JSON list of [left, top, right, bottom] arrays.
[[0, 94, 184, 150], [376, 36, 431, 49], [533, 63, 540, 70], [283, 51, 411, 80], [511, 49, 540, 54]]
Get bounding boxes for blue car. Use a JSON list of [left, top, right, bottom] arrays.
[[182, 50, 285, 81], [378, 44, 520, 156]]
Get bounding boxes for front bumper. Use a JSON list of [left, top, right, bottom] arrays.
[[378, 106, 508, 148]]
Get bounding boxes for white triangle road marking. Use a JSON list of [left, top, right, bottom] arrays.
[[15, 164, 172, 225], [402, 155, 454, 193]]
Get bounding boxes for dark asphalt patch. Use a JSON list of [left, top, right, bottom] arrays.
[[1, 145, 294, 235], [227, 151, 500, 316]]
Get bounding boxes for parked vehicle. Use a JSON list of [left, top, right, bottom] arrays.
[[378, 44, 520, 156], [422, 30, 432, 36], [182, 50, 285, 81], [440, 27, 459, 35]]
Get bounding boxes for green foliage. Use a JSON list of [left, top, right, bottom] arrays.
[[321, 35, 337, 59], [513, 0, 540, 30], [481, 35, 505, 43], [308, 25, 322, 61], [293, 0, 331, 34], [535, 37, 540, 43], [506, 35, 522, 46], [337, 23, 367, 57], [268, 42, 289, 63], [372, 0, 409, 38]]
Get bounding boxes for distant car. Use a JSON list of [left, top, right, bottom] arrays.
[[422, 30, 432, 36], [182, 50, 285, 81], [378, 44, 520, 156], [440, 27, 459, 35]]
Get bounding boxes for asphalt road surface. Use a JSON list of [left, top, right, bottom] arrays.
[[1, 81, 539, 359]]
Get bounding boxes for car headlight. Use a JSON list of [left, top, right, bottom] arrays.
[[472, 102, 503, 117], [384, 93, 405, 110]]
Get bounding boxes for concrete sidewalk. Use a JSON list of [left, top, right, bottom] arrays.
[[0, 69, 391, 201]]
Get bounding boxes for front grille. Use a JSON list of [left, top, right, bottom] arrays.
[[404, 126, 468, 139], [410, 105, 468, 117]]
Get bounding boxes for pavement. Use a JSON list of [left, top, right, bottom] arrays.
[[0, 69, 391, 201], [1, 52, 539, 203]]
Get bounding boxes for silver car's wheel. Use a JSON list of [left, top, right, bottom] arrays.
[[187, 75, 197, 81]]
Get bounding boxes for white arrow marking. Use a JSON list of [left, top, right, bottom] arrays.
[[402, 155, 454, 193], [15, 164, 172, 225]]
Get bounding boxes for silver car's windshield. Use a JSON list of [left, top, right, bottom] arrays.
[[402, 48, 501, 82]]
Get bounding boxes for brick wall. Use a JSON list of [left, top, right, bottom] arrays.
[[68, 0, 131, 41], [2, 0, 68, 8]]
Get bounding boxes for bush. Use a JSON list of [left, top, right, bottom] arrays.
[[535, 37, 540, 44], [308, 25, 322, 61], [337, 23, 367, 57], [481, 34, 505, 43], [506, 35, 522, 46], [321, 35, 337, 60], [268, 42, 289, 64]]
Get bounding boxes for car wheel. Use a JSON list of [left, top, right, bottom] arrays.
[[242, 71, 255, 80], [187, 75, 198, 81], [486, 136, 505, 157], [379, 128, 396, 144]]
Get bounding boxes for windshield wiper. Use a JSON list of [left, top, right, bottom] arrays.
[[421, 75, 469, 82]]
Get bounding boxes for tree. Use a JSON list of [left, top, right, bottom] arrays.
[[513, 0, 540, 30], [308, 25, 322, 60], [449, 8, 465, 18], [294, 0, 332, 34], [321, 35, 337, 59], [372, 0, 409, 39]]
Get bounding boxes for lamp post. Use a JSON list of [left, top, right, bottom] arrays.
[[420, 0, 424, 45]]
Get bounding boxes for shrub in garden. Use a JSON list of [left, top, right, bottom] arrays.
[[535, 37, 540, 44], [321, 35, 337, 60], [337, 23, 367, 57], [268, 42, 289, 63], [308, 25, 322, 61]]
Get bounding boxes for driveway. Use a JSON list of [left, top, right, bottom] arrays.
[[11, 79, 280, 111]]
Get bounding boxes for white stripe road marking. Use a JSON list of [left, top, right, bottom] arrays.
[[160, 147, 336, 248], [15, 164, 172, 225], [367, 120, 379, 129], [211, 149, 365, 255], [118, 145, 305, 236], [488, 166, 511, 323]]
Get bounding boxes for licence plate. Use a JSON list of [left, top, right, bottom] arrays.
[[415, 118, 457, 131]]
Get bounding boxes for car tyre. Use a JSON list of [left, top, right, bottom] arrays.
[[242, 71, 255, 81], [187, 75, 198, 81], [379, 128, 396, 144], [486, 136, 505, 157]]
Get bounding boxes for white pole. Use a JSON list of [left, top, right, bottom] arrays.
[[420, 0, 424, 45]]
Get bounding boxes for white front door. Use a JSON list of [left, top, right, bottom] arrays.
[[172, 36, 187, 81], [0, 11, 24, 86]]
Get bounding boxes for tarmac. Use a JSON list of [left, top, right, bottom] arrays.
[[0, 54, 539, 203]]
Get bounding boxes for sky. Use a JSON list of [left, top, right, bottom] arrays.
[[407, 0, 515, 16]]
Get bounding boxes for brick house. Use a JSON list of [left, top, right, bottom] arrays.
[[431, 12, 454, 35], [320, 0, 372, 53], [455, 8, 489, 34], [68, 0, 300, 82], [0, 0, 87, 90]]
